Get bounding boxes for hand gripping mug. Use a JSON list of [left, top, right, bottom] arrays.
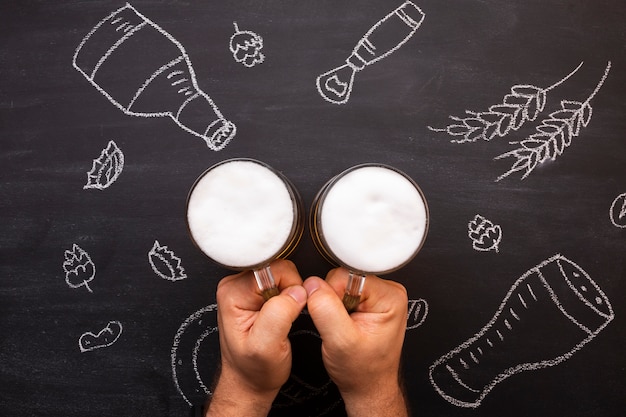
[[310, 164, 429, 311], [186, 158, 304, 300]]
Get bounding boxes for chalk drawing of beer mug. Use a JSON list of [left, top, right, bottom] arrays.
[[73, 3, 236, 151], [186, 158, 304, 300], [309, 164, 429, 311], [429, 254, 614, 408]]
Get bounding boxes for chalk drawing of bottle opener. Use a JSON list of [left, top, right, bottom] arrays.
[[429, 254, 614, 408], [73, 3, 236, 151], [316, 1, 425, 104]]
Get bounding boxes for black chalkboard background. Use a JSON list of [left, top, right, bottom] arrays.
[[1, 1, 625, 416]]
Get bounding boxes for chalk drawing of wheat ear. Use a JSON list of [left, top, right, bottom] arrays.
[[428, 62, 584, 143], [495, 61, 611, 182]]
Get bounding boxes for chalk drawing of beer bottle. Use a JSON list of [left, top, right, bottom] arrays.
[[73, 3, 236, 151], [429, 254, 614, 408]]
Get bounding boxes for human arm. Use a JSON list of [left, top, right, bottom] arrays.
[[303, 268, 409, 417], [206, 259, 308, 417]]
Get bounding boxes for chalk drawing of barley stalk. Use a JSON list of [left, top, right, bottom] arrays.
[[428, 62, 583, 143], [495, 61, 611, 181]]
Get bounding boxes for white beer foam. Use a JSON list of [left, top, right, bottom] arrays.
[[321, 166, 427, 273], [187, 160, 294, 268]]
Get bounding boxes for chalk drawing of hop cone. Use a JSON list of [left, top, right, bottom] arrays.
[[229, 22, 264, 67], [468, 214, 502, 252], [429, 254, 613, 408], [73, 3, 236, 151]]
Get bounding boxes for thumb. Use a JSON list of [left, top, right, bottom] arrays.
[[303, 276, 354, 341], [252, 285, 307, 344]]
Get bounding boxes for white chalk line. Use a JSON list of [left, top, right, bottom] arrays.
[[171, 304, 219, 406], [148, 240, 187, 281], [429, 254, 614, 408], [73, 3, 235, 151], [468, 214, 502, 252], [609, 193, 626, 228], [192, 327, 218, 396], [126, 56, 184, 112], [495, 61, 611, 181], [556, 255, 612, 323], [406, 298, 429, 329], [428, 62, 584, 142], [90, 21, 148, 80], [79, 321, 123, 352], [229, 22, 265, 68], [63, 243, 96, 293], [175, 92, 200, 121], [84, 140, 124, 190], [354, 1, 425, 68], [316, 1, 425, 104]]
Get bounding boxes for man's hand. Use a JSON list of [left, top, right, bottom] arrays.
[[304, 268, 409, 417], [206, 260, 307, 417]]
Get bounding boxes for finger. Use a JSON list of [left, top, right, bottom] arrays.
[[360, 277, 408, 315], [251, 284, 307, 346], [303, 276, 355, 341], [323, 267, 351, 297], [217, 270, 264, 311], [217, 260, 303, 310], [267, 259, 304, 290], [325, 268, 408, 314]]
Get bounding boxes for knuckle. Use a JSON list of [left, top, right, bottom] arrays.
[[326, 267, 348, 284], [394, 282, 409, 301], [386, 279, 408, 300], [215, 279, 229, 302], [272, 258, 296, 273]]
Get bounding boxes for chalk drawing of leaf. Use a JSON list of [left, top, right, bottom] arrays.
[[63, 244, 96, 292], [79, 321, 123, 352], [496, 62, 610, 181], [84, 140, 124, 190], [148, 240, 187, 281], [468, 215, 502, 252], [429, 62, 583, 143]]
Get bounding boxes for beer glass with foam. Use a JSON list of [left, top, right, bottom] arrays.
[[310, 164, 429, 310], [187, 159, 304, 300]]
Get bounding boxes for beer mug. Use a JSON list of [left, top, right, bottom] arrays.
[[187, 158, 304, 300], [310, 163, 429, 310]]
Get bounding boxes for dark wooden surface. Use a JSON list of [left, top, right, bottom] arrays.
[[1, 1, 625, 416]]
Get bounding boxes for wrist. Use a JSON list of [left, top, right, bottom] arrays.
[[206, 367, 278, 417], [340, 377, 408, 417]]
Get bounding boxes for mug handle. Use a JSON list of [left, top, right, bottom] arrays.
[[253, 265, 280, 301], [342, 272, 366, 312]]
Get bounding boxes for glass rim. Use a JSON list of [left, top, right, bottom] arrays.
[[186, 157, 304, 270]]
